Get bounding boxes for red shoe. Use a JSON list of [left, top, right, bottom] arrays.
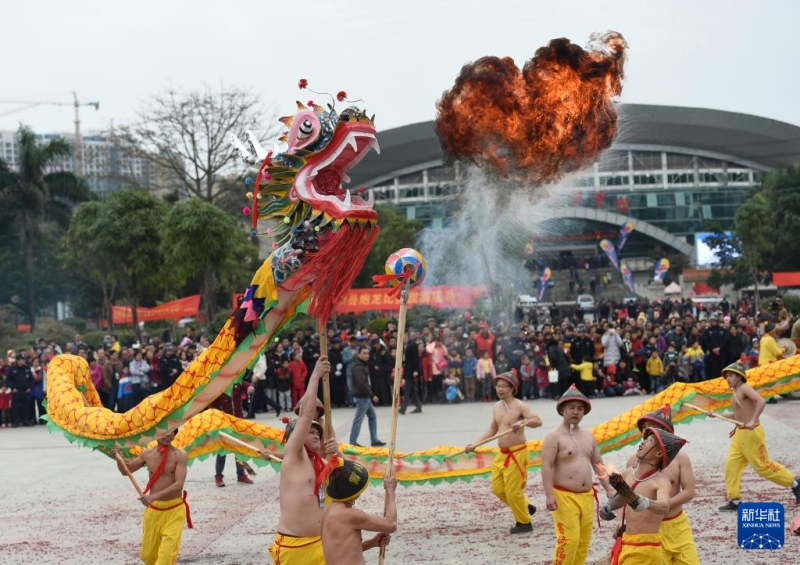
[[215, 475, 225, 487], [237, 474, 254, 485]]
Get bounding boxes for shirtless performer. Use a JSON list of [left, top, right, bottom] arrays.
[[464, 369, 542, 533], [542, 384, 614, 564], [713, 361, 800, 511], [111, 428, 191, 565], [600, 427, 686, 564], [321, 457, 396, 565], [625, 406, 699, 565], [268, 356, 333, 564]]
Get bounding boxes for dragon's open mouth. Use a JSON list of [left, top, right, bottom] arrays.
[[297, 122, 380, 220]]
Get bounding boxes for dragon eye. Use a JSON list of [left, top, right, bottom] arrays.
[[297, 120, 314, 139], [286, 110, 321, 152]]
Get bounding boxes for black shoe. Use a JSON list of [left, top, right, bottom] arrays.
[[352, 442, 363, 447], [372, 440, 387, 447], [792, 479, 800, 503], [399, 408, 406, 415], [411, 408, 422, 414], [528, 503, 537, 517], [767, 397, 778, 404], [718, 500, 741, 512], [509, 522, 533, 534]]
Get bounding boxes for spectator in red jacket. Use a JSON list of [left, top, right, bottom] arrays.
[[473, 323, 496, 360], [288, 351, 308, 408], [212, 382, 254, 486]]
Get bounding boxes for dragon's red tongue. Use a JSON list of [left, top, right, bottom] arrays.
[[315, 170, 342, 195]]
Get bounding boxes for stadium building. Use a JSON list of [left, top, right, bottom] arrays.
[[349, 104, 800, 266]]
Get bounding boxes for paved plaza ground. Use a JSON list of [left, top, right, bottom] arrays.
[[2, 395, 799, 564]]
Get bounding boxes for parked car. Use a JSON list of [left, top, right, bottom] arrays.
[[576, 294, 595, 311], [516, 294, 539, 312]]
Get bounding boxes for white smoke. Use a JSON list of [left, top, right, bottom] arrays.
[[417, 167, 570, 293]]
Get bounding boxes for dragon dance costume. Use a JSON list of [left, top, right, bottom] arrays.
[[611, 428, 686, 565], [722, 363, 796, 501], [551, 386, 598, 565], [139, 445, 193, 565], [269, 534, 324, 565], [491, 443, 533, 525], [551, 485, 597, 565], [660, 510, 700, 565], [635, 406, 699, 565], [725, 423, 795, 499], [612, 532, 661, 565]]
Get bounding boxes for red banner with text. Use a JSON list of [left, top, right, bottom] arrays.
[[230, 286, 487, 317], [335, 285, 488, 314], [112, 295, 201, 325]]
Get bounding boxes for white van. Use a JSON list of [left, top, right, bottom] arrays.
[[516, 295, 539, 312], [577, 294, 595, 311]]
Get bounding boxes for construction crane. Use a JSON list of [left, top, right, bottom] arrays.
[[0, 93, 100, 176]]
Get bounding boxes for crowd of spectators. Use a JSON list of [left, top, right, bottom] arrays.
[[2, 294, 798, 430]]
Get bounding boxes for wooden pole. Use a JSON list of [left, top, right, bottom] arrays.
[[443, 419, 531, 461], [319, 320, 334, 441], [219, 431, 282, 463], [684, 403, 745, 427], [379, 280, 410, 565], [114, 452, 144, 497]]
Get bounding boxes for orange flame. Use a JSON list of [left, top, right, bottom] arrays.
[[434, 31, 627, 184], [594, 462, 620, 480]]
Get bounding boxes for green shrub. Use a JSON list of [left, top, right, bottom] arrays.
[[28, 319, 80, 347], [61, 317, 88, 333], [82, 331, 108, 348]]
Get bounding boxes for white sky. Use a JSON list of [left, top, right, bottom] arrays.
[[2, 0, 798, 136]]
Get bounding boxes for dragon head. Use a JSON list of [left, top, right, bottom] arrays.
[[233, 100, 379, 244], [230, 89, 381, 334]]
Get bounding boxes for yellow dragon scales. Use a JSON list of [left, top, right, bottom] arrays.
[[46, 90, 381, 456], [45, 88, 800, 486]]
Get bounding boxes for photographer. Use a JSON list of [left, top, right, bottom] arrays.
[[771, 296, 790, 337]]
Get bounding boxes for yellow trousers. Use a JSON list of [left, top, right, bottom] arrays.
[[611, 532, 662, 565], [725, 425, 794, 500], [551, 486, 595, 565], [660, 510, 699, 565], [491, 443, 532, 524], [140, 498, 186, 565], [269, 533, 325, 565]]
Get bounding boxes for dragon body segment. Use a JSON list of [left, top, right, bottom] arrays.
[[46, 92, 800, 488], [47, 95, 380, 451]]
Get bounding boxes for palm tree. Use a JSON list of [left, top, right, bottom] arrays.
[[0, 126, 89, 329]]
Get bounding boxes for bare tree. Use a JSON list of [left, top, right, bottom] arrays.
[[121, 85, 271, 204]]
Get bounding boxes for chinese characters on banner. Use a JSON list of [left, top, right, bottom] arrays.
[[335, 285, 488, 313], [112, 295, 201, 325], [231, 286, 488, 315]]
